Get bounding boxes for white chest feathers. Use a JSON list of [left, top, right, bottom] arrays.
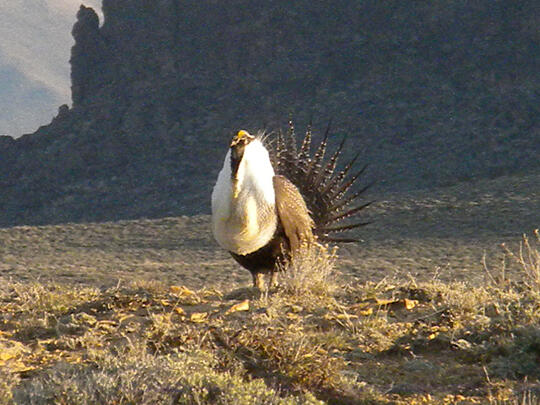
[[211, 139, 277, 255]]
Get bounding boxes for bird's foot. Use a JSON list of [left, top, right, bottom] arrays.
[[269, 271, 279, 288], [252, 273, 266, 291]]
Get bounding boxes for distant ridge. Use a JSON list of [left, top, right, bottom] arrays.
[[0, 0, 538, 226]]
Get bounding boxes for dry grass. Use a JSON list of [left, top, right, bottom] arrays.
[[1, 230, 539, 404], [1, 173, 539, 290], [277, 243, 339, 298], [12, 347, 324, 404], [502, 230, 540, 290], [1, 178, 540, 404]]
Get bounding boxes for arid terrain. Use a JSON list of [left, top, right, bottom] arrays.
[[1, 173, 539, 404], [2, 173, 539, 288], [1, 1, 537, 402]]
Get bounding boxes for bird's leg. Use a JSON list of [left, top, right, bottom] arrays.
[[252, 272, 266, 291], [269, 270, 278, 288]]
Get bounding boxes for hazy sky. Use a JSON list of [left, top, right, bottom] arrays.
[[0, 0, 102, 137]]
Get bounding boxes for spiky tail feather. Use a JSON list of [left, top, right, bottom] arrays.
[[269, 121, 372, 243]]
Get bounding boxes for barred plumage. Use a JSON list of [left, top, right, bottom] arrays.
[[269, 122, 372, 243], [211, 124, 371, 290]]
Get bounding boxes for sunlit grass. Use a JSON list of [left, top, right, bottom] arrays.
[[1, 231, 539, 404]]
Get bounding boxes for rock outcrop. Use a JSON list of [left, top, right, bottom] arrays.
[[70, 6, 106, 105], [0, 0, 538, 226]]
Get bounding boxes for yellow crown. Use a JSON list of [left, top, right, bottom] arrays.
[[237, 130, 251, 139], [231, 130, 254, 146]]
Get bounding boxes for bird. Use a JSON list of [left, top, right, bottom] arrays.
[[211, 122, 371, 290]]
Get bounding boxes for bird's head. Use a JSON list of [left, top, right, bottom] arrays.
[[230, 130, 255, 198]]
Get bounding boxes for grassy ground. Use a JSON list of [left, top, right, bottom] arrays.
[[0, 173, 539, 404]]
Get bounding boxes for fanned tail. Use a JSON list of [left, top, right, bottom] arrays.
[[268, 122, 372, 243]]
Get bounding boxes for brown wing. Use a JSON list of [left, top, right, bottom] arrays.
[[268, 123, 372, 243], [273, 175, 315, 251]]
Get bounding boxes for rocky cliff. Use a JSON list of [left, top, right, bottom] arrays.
[[0, 0, 538, 226]]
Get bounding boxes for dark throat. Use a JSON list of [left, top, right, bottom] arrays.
[[230, 144, 245, 179]]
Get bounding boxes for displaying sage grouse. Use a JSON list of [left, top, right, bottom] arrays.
[[211, 123, 371, 290]]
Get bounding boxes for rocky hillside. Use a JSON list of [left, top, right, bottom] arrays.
[[0, 0, 538, 226]]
